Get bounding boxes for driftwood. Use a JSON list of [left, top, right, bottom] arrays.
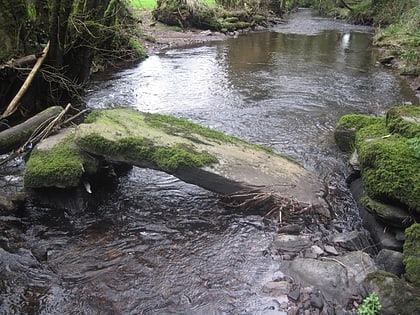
[[0, 105, 63, 155], [0, 41, 50, 120]]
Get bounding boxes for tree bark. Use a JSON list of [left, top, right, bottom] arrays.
[[0, 105, 62, 154]]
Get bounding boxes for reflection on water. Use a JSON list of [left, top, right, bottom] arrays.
[[1, 8, 418, 315]]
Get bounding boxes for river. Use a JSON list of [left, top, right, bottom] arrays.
[[0, 9, 418, 315]]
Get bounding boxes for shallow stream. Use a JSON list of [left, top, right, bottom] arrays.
[[1, 9, 418, 315]]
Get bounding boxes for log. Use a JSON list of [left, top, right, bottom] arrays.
[[0, 41, 50, 120], [0, 54, 39, 70], [0, 106, 63, 154]]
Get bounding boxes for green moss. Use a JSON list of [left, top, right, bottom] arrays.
[[128, 38, 147, 59], [336, 114, 381, 130], [357, 134, 420, 212], [355, 119, 389, 143], [24, 143, 84, 188], [76, 133, 218, 172], [143, 112, 279, 156], [144, 112, 239, 144], [84, 111, 101, 124], [386, 105, 420, 139], [404, 223, 420, 286], [334, 114, 382, 151], [152, 144, 218, 171]]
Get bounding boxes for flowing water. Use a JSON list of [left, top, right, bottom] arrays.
[[1, 9, 418, 315]]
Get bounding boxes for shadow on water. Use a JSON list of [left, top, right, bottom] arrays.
[[1, 8, 418, 315]]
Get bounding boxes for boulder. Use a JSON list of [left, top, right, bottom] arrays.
[[375, 249, 404, 276], [360, 270, 420, 315], [361, 196, 415, 229], [282, 251, 377, 305]]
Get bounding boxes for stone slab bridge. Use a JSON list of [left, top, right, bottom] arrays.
[[24, 108, 324, 208]]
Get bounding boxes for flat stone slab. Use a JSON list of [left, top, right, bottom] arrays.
[[26, 108, 323, 205]]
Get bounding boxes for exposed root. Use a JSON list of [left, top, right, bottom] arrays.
[[221, 189, 330, 227]]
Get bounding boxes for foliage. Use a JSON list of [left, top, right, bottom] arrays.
[[374, 5, 420, 74], [403, 223, 420, 286], [357, 292, 381, 315]]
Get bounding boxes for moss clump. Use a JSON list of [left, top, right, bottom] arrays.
[[24, 143, 84, 188], [404, 223, 420, 286], [357, 134, 420, 212], [76, 133, 218, 172], [386, 106, 420, 139], [334, 114, 382, 151]]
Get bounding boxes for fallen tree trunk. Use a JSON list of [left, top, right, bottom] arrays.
[[0, 106, 63, 155]]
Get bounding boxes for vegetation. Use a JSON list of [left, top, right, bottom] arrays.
[[335, 106, 420, 214], [152, 0, 298, 31], [357, 292, 381, 315], [403, 223, 420, 286], [0, 0, 147, 125]]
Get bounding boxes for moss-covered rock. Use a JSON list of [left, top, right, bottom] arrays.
[[357, 134, 420, 213], [361, 270, 420, 315], [24, 138, 84, 188], [24, 108, 321, 203], [386, 105, 420, 138], [334, 114, 381, 152], [335, 106, 420, 214], [403, 223, 420, 286], [360, 196, 415, 228]]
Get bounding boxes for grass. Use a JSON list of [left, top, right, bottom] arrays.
[[127, 0, 216, 10], [128, 0, 157, 9]]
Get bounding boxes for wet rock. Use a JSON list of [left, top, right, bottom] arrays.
[[304, 245, 323, 259], [287, 288, 300, 302], [348, 150, 361, 173], [362, 197, 415, 228], [262, 281, 292, 296], [273, 234, 311, 254], [324, 245, 338, 256], [278, 224, 302, 235], [375, 249, 404, 276], [360, 270, 420, 315], [350, 179, 404, 251], [310, 292, 324, 309], [282, 251, 376, 305], [0, 193, 16, 211], [331, 230, 375, 253]]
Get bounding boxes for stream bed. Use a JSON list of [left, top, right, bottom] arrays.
[[1, 9, 418, 315]]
